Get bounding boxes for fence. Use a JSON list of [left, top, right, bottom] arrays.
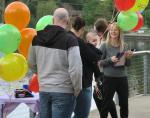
[[128, 51, 150, 96]]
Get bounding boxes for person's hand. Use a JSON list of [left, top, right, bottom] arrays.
[[95, 85, 101, 97], [94, 84, 103, 100], [124, 50, 133, 59], [111, 56, 119, 63]]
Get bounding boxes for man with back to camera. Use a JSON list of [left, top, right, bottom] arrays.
[[28, 8, 82, 118]]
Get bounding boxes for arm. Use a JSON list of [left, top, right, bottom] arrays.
[[125, 56, 131, 66], [124, 44, 132, 66], [28, 45, 37, 74], [92, 62, 102, 82], [68, 46, 82, 97], [99, 43, 114, 67], [79, 41, 101, 62]]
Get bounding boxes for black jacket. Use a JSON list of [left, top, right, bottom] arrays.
[[68, 31, 102, 88], [28, 25, 82, 95]]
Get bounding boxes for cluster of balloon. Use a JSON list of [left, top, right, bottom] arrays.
[[29, 74, 39, 93], [0, 1, 53, 87], [114, 0, 149, 31], [0, 1, 32, 83], [2, 1, 37, 59]]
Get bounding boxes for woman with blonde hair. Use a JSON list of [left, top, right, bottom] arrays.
[[94, 19, 118, 118], [99, 22, 133, 118]]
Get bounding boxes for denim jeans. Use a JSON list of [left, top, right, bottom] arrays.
[[73, 86, 92, 118], [39, 92, 76, 118]]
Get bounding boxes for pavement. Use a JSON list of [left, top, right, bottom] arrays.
[[5, 95, 150, 118], [89, 95, 150, 118]]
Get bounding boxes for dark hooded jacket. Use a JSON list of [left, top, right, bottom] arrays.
[[28, 25, 82, 96], [68, 31, 102, 88]]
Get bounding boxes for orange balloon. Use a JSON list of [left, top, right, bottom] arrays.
[[29, 74, 39, 93], [4, 1, 30, 30], [19, 28, 37, 58]]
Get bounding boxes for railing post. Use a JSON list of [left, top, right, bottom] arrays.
[[143, 55, 148, 96]]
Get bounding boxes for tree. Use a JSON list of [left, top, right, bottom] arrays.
[[83, 0, 115, 26], [31, 0, 58, 28], [83, 0, 100, 25], [59, 0, 83, 10], [36, 0, 57, 20], [144, 9, 150, 28], [144, 2, 150, 28]]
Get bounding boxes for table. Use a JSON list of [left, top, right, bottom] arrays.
[[0, 94, 39, 118]]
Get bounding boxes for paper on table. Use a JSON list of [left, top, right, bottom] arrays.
[[114, 55, 125, 67]]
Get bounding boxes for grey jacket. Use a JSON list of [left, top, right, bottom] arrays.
[[28, 25, 82, 96]]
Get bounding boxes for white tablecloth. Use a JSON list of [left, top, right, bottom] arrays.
[[0, 94, 39, 118]]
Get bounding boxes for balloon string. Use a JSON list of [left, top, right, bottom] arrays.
[[98, 11, 119, 40], [111, 6, 116, 21]]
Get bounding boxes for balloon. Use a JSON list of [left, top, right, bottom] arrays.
[[0, 24, 21, 54], [0, 53, 28, 82], [139, 10, 144, 13], [114, 0, 136, 11], [4, 1, 30, 30], [0, 52, 4, 58], [19, 28, 37, 58], [29, 74, 39, 93], [117, 12, 138, 31], [36, 15, 53, 31], [128, 0, 149, 12], [132, 12, 144, 32]]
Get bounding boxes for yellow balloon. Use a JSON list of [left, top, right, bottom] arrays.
[[128, 0, 149, 12], [0, 53, 28, 82]]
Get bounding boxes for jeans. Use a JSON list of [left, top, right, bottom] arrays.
[[39, 92, 75, 118], [73, 86, 92, 118]]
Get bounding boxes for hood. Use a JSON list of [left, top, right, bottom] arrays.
[[36, 25, 66, 46]]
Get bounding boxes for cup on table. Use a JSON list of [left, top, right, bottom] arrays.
[[23, 84, 29, 91]]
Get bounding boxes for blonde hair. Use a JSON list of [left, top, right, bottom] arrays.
[[106, 22, 124, 51]]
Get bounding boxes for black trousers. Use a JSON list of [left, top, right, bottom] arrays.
[[93, 83, 117, 118], [100, 76, 128, 118]]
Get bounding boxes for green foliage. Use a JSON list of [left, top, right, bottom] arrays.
[[0, 11, 2, 23], [83, 0, 100, 25], [143, 1, 150, 28], [144, 9, 150, 28], [60, 0, 83, 4], [28, 0, 38, 28], [30, 0, 58, 28], [83, 0, 115, 26], [37, 0, 57, 19], [58, 0, 83, 10]]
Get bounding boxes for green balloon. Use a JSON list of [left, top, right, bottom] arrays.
[[36, 15, 53, 31], [0, 24, 21, 54], [117, 12, 138, 31]]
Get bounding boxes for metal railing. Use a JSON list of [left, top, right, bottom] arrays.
[[128, 51, 150, 96]]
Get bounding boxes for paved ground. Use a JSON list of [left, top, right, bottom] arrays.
[[89, 95, 150, 118], [7, 95, 149, 118]]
